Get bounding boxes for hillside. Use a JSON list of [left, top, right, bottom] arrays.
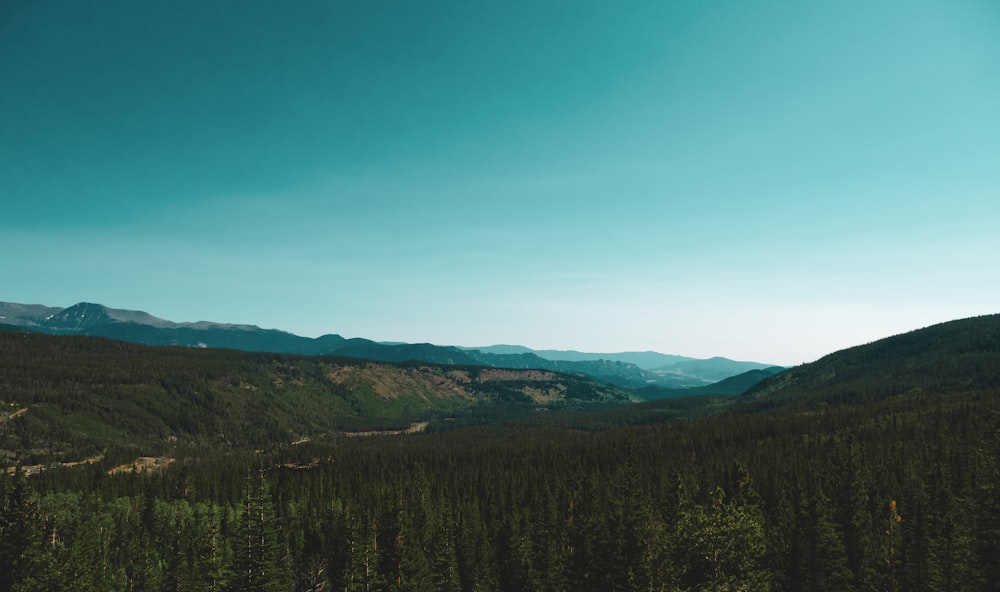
[[0, 329, 632, 465], [742, 313, 1000, 409]]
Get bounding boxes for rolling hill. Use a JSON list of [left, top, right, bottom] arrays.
[[741, 313, 1000, 409], [0, 328, 633, 465]]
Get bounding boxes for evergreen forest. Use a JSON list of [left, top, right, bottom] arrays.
[[2, 316, 1000, 592]]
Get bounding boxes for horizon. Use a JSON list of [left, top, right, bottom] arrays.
[[4, 297, 994, 368], [3, 1, 999, 367]]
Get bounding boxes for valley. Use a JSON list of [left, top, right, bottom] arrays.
[[1, 314, 998, 591]]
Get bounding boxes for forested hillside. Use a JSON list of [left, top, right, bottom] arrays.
[[0, 329, 631, 465], [743, 314, 1000, 409], [2, 387, 997, 591], [1, 316, 999, 591]]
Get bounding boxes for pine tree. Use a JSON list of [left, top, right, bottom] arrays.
[[394, 496, 434, 592], [231, 467, 290, 592], [975, 407, 1000, 591], [791, 483, 852, 592], [883, 499, 903, 592], [191, 501, 233, 592], [836, 438, 878, 592], [0, 471, 34, 590], [342, 507, 384, 592], [455, 500, 499, 592]]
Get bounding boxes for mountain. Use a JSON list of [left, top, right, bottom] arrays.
[[464, 344, 777, 385], [2, 301, 282, 334], [0, 302, 62, 328], [741, 314, 1000, 410], [0, 302, 356, 355], [85, 321, 344, 355], [0, 301, 776, 389], [42, 301, 176, 331], [651, 356, 777, 383], [459, 350, 662, 388], [333, 339, 482, 365], [0, 328, 634, 464], [636, 366, 785, 400], [466, 346, 690, 369]]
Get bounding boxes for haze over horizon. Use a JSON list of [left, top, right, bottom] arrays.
[[3, 1, 999, 367]]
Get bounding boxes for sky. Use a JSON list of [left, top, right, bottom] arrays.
[[2, 0, 999, 365]]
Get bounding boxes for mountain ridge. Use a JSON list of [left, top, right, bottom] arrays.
[[740, 313, 1000, 410], [464, 345, 691, 369], [462, 345, 775, 383], [0, 300, 778, 388]]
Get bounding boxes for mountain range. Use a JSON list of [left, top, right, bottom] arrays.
[[0, 301, 777, 389]]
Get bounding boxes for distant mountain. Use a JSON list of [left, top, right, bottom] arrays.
[[0, 329, 634, 464], [637, 367, 785, 400], [459, 349, 662, 389], [464, 344, 777, 385], [0, 302, 352, 354], [741, 314, 1000, 410], [42, 301, 176, 331], [2, 302, 275, 333], [650, 356, 777, 383], [466, 346, 690, 369], [0, 302, 62, 328], [334, 340, 482, 365], [0, 301, 776, 389]]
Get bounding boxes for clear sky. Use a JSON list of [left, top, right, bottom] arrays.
[[2, 0, 999, 365]]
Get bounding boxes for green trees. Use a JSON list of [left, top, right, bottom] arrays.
[[179, 500, 234, 592], [0, 472, 34, 590], [976, 407, 1000, 591], [231, 468, 290, 592], [0, 384, 996, 591], [675, 485, 770, 592], [835, 437, 879, 592], [795, 486, 851, 592]]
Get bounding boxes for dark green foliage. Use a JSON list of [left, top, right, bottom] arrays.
[[0, 388, 998, 591], [2, 316, 1000, 590], [743, 314, 1000, 409], [232, 468, 290, 592], [0, 471, 33, 590], [674, 485, 770, 592], [0, 330, 631, 464]]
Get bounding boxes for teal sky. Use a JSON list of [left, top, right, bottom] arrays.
[[3, 0, 999, 365]]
